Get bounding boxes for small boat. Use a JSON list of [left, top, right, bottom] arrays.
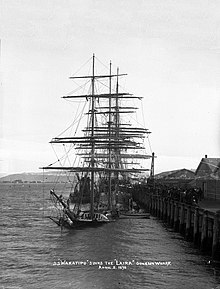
[[120, 198, 150, 219], [120, 212, 150, 219]]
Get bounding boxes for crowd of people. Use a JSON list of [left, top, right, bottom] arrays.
[[151, 184, 204, 205]]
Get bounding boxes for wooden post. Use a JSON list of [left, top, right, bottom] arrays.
[[201, 210, 208, 251], [160, 198, 163, 219], [163, 199, 167, 221], [193, 207, 199, 245], [185, 206, 191, 240], [157, 198, 160, 218], [151, 197, 154, 215], [174, 202, 179, 231], [152, 196, 155, 215], [179, 203, 185, 235], [165, 199, 168, 221], [155, 197, 158, 217], [151, 196, 154, 214], [167, 199, 170, 225], [170, 201, 174, 227], [212, 213, 220, 260], [154, 197, 157, 216], [158, 198, 161, 218], [160, 197, 163, 219]]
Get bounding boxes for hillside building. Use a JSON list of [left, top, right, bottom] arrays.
[[194, 155, 220, 200]]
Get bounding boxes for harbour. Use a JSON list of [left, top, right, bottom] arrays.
[[1, 183, 220, 288], [1, 52, 220, 287], [2, 2, 220, 288]]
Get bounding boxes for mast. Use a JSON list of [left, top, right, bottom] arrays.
[[90, 53, 95, 218], [108, 61, 112, 210], [41, 55, 153, 217], [150, 152, 155, 188], [114, 67, 120, 204]]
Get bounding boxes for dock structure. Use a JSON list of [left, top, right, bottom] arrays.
[[149, 196, 220, 261]]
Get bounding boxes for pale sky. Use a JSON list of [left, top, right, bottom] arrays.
[[1, 0, 220, 175]]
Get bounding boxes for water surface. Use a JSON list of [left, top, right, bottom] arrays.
[[1, 183, 220, 288]]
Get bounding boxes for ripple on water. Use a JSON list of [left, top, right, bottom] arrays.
[[1, 184, 220, 289]]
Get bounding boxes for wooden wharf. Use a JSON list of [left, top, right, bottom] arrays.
[[149, 196, 220, 261]]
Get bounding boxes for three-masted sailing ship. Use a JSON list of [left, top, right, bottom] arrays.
[[42, 54, 152, 228]]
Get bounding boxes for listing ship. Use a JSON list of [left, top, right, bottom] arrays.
[[42, 54, 153, 228]]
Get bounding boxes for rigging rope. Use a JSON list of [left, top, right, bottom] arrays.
[[43, 169, 45, 219], [70, 56, 92, 77], [140, 100, 152, 154]]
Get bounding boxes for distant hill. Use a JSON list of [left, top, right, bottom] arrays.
[[0, 171, 77, 183]]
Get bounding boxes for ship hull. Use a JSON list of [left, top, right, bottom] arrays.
[[49, 216, 110, 229]]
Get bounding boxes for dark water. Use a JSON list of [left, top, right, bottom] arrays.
[[1, 183, 220, 289]]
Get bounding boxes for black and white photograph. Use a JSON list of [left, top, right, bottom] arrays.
[[1, 1, 220, 288]]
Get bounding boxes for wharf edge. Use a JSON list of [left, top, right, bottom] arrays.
[[134, 193, 220, 262]]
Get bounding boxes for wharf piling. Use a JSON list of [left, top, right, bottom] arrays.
[[150, 196, 220, 261]]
